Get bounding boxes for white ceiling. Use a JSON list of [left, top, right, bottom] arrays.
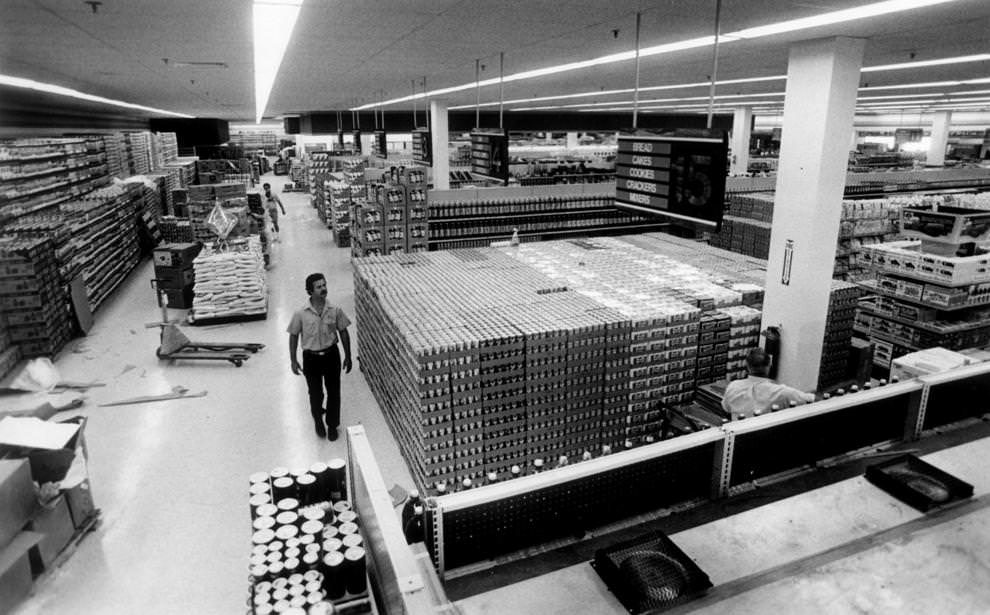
[[2, 0, 989, 122]]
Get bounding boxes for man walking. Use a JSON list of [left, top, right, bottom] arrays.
[[263, 182, 286, 241], [288, 273, 352, 440]]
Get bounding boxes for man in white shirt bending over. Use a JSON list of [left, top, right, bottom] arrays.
[[721, 348, 815, 420]]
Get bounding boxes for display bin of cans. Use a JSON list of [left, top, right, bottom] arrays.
[[247, 458, 371, 614]]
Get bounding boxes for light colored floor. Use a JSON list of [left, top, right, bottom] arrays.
[[10, 177, 413, 615]]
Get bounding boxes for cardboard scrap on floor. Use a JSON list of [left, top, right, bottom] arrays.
[[98, 385, 206, 407]]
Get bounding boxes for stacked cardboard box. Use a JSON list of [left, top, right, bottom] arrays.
[[152, 243, 202, 309], [123, 132, 151, 176], [819, 280, 863, 389], [720, 305, 762, 381], [0, 236, 72, 358]]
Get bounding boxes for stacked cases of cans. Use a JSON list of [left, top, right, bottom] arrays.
[[0, 236, 73, 358], [694, 310, 732, 387], [721, 305, 763, 381], [819, 280, 863, 390], [248, 460, 369, 614]]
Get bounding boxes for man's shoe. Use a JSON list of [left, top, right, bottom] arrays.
[[315, 423, 327, 438], [328, 427, 339, 442]]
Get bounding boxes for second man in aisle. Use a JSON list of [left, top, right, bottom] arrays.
[[288, 273, 353, 441], [263, 182, 286, 241]]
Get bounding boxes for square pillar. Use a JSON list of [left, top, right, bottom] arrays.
[[430, 100, 450, 190], [730, 107, 753, 175], [761, 37, 866, 392], [927, 111, 951, 167]]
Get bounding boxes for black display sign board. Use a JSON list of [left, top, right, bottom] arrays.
[[412, 127, 432, 166], [352, 130, 362, 154], [614, 130, 728, 229], [372, 130, 387, 159], [470, 129, 509, 184]]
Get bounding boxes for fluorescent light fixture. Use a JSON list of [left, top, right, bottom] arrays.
[[253, 0, 303, 124], [354, 0, 960, 111], [727, 0, 957, 39], [862, 53, 990, 72], [0, 73, 193, 117]]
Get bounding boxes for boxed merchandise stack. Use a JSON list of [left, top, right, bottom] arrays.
[[152, 242, 202, 309], [399, 168, 429, 253], [306, 152, 333, 208], [188, 237, 268, 324], [123, 132, 152, 176], [381, 185, 407, 256], [694, 310, 732, 387], [326, 179, 352, 246], [161, 157, 197, 189], [720, 305, 762, 381], [818, 280, 863, 389], [0, 311, 20, 381], [159, 216, 195, 243], [195, 159, 252, 185], [0, 236, 72, 358], [157, 132, 179, 163], [99, 133, 127, 179], [352, 202, 384, 258], [290, 160, 308, 190]]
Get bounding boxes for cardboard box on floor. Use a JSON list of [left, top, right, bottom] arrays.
[[0, 530, 43, 615], [0, 459, 37, 550]]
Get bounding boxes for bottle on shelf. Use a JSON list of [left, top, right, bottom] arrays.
[[400, 489, 421, 531]]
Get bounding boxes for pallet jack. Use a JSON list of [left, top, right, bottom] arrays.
[[151, 280, 265, 367]]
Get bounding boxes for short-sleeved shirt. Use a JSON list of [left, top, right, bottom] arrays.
[[287, 302, 351, 351], [721, 376, 815, 418]]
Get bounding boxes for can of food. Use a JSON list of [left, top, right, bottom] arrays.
[[309, 462, 330, 501], [305, 542, 321, 555], [251, 481, 273, 497], [255, 603, 274, 615], [343, 546, 367, 594], [256, 580, 273, 594], [331, 500, 350, 515], [337, 522, 358, 537], [335, 510, 357, 526], [273, 476, 296, 502], [288, 572, 304, 586], [266, 551, 282, 565], [284, 547, 301, 561], [307, 601, 336, 615], [254, 515, 277, 532], [326, 459, 347, 502], [321, 551, 346, 600], [275, 524, 299, 541], [276, 510, 299, 528], [301, 519, 323, 540], [250, 563, 269, 582], [341, 534, 363, 549], [250, 471, 270, 487], [273, 599, 291, 613], [252, 528, 276, 548], [303, 569, 322, 584], [256, 503, 279, 519], [276, 499, 300, 515], [322, 525, 339, 540], [302, 551, 320, 570], [270, 466, 290, 482], [296, 474, 317, 506], [305, 580, 323, 596], [250, 493, 273, 519], [289, 595, 308, 609], [268, 560, 285, 579], [322, 536, 343, 554]]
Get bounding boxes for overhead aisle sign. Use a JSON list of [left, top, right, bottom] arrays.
[[412, 128, 432, 166], [372, 130, 387, 159], [470, 129, 509, 184], [615, 131, 728, 229]]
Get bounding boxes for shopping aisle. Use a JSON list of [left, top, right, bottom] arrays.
[[11, 176, 413, 615]]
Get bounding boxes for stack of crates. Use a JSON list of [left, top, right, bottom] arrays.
[[600, 313, 632, 453], [819, 280, 863, 389], [721, 305, 762, 381], [523, 316, 570, 473], [383, 186, 407, 256], [399, 168, 429, 253], [449, 335, 482, 489], [152, 243, 202, 309], [0, 237, 72, 358], [479, 326, 527, 481], [353, 201, 384, 257], [694, 310, 732, 387], [562, 318, 605, 462]]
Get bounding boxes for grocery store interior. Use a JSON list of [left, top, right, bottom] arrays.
[[3, 1, 990, 614]]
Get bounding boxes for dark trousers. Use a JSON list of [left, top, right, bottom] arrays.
[[302, 346, 341, 430]]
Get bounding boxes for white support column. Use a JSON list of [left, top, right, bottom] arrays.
[[730, 107, 753, 175], [761, 37, 866, 392], [430, 100, 450, 190], [566, 132, 579, 150], [927, 111, 952, 167]]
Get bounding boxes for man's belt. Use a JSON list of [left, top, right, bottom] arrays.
[[304, 347, 335, 356]]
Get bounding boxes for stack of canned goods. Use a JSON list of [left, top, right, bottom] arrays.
[[248, 460, 365, 614]]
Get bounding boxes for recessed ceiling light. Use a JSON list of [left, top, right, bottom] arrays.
[[253, 0, 303, 124]]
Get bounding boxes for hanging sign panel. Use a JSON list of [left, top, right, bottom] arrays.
[[372, 130, 387, 159], [412, 127, 432, 166], [614, 130, 728, 229], [470, 129, 509, 184]]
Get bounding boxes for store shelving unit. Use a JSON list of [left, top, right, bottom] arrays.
[[427, 185, 665, 250]]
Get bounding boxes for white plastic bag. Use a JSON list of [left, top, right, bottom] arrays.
[[7, 357, 61, 392]]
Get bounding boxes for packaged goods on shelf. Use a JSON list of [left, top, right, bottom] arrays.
[[188, 237, 267, 323], [159, 216, 195, 243], [0, 236, 73, 358]]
